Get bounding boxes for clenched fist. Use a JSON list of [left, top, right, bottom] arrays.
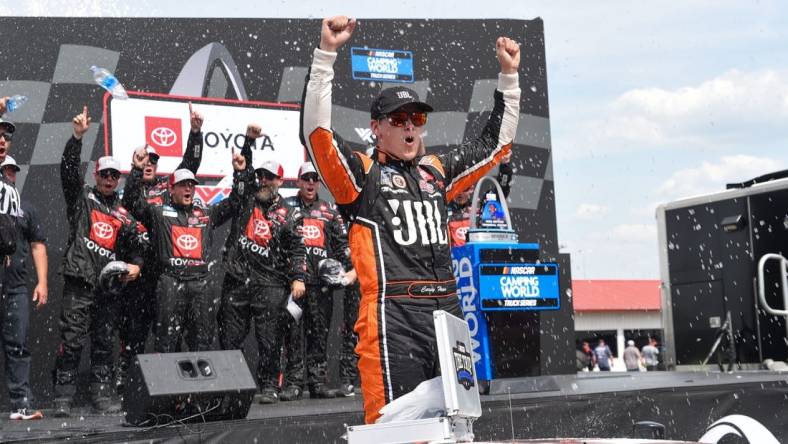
[[496, 37, 520, 75], [320, 16, 356, 52], [246, 123, 264, 139]]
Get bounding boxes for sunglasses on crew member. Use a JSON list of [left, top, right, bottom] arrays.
[[385, 111, 428, 128], [0, 132, 13, 142], [299, 173, 320, 183], [99, 170, 121, 180]]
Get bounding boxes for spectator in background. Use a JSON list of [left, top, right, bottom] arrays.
[[594, 339, 613, 371], [581, 341, 595, 371], [1, 156, 47, 420], [642, 338, 660, 371], [623, 339, 642, 372]]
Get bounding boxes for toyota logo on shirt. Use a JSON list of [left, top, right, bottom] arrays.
[[145, 116, 183, 156], [176, 234, 199, 251], [89, 210, 122, 251], [302, 219, 325, 248], [92, 221, 115, 239], [171, 226, 203, 259], [301, 225, 321, 240], [253, 219, 271, 238]]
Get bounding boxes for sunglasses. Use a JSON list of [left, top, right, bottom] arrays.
[[0, 132, 13, 142], [257, 170, 280, 181], [385, 111, 428, 128], [148, 156, 159, 166], [99, 170, 121, 180], [300, 173, 319, 183]]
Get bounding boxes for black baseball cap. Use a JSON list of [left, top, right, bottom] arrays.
[[370, 86, 433, 120]]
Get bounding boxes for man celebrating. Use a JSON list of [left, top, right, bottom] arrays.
[[282, 161, 354, 401], [217, 127, 306, 404], [54, 107, 144, 417], [123, 149, 248, 354], [115, 102, 204, 396], [301, 17, 520, 423]]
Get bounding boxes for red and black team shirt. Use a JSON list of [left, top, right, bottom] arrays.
[[61, 136, 144, 286], [221, 190, 307, 287], [284, 195, 350, 285]]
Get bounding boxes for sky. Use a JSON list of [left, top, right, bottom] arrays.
[[3, 0, 787, 279]]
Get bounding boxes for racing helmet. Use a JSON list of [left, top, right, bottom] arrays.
[[318, 258, 345, 289], [99, 261, 129, 295]]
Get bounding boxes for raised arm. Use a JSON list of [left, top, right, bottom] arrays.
[[240, 123, 263, 171], [210, 151, 252, 227], [300, 16, 370, 206], [176, 102, 204, 173], [440, 37, 521, 202], [122, 147, 154, 227], [496, 152, 513, 198], [61, 106, 91, 213]]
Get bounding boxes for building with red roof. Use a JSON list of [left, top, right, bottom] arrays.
[[573, 280, 663, 370]]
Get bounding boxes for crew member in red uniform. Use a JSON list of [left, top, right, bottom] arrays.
[[53, 107, 144, 417], [301, 16, 521, 423], [116, 103, 204, 396], [281, 161, 355, 401], [217, 125, 307, 404], [123, 148, 248, 353]]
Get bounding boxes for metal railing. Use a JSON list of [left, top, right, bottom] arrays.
[[757, 253, 788, 340]]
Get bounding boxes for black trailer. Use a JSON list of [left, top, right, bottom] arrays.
[[656, 176, 788, 368]]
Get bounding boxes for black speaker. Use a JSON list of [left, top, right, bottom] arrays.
[[124, 350, 258, 426]]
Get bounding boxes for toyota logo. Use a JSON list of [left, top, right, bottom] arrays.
[[150, 126, 178, 147], [93, 222, 115, 239], [301, 225, 322, 240], [455, 226, 469, 239], [253, 220, 270, 237], [176, 234, 199, 250]]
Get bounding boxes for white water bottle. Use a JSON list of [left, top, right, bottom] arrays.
[[90, 66, 128, 99], [5, 95, 28, 113]]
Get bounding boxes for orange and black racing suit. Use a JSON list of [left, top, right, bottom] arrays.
[[301, 48, 520, 423]]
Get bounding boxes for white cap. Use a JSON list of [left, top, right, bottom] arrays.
[[627, 340, 635, 346], [298, 162, 317, 177], [170, 168, 199, 185], [96, 156, 121, 173], [145, 145, 160, 160], [0, 155, 20, 172], [255, 159, 284, 178]]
